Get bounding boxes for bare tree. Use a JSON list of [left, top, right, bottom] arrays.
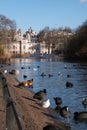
[[0, 14, 16, 44]]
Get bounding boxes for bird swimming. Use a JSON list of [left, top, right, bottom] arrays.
[[59, 106, 71, 119], [74, 111, 87, 122], [82, 98, 87, 108], [54, 97, 62, 106], [66, 81, 73, 88]]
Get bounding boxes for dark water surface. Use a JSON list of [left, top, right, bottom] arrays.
[[8, 57, 87, 130]]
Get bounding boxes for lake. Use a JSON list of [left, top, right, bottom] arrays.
[[8, 57, 87, 130]]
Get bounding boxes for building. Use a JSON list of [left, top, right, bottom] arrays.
[[4, 27, 41, 57]]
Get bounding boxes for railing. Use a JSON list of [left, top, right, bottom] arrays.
[[0, 72, 24, 130]]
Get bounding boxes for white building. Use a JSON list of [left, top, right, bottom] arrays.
[[4, 27, 41, 57]]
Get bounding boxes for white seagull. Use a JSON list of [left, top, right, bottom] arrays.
[[42, 99, 50, 108]]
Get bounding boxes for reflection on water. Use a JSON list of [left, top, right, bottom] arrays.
[[9, 57, 87, 130]]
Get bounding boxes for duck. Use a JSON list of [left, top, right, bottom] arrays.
[[43, 124, 61, 130], [48, 74, 53, 78], [54, 97, 62, 106], [82, 98, 87, 108], [67, 74, 72, 78], [59, 106, 71, 119], [74, 111, 87, 122], [42, 99, 50, 108], [41, 72, 46, 77], [33, 89, 47, 102], [17, 79, 33, 87], [58, 72, 62, 76], [23, 75, 27, 79], [66, 81, 73, 88]]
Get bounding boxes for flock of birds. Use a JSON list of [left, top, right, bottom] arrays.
[[1, 64, 87, 130]]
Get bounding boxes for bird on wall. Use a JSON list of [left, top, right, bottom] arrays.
[[33, 89, 47, 102], [42, 99, 50, 108]]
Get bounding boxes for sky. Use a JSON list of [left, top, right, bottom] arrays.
[[0, 0, 87, 33]]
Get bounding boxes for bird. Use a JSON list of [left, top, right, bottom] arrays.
[[58, 72, 62, 76], [66, 81, 73, 88], [3, 69, 7, 74], [9, 69, 19, 75], [74, 111, 87, 122], [82, 98, 87, 108], [42, 99, 50, 108], [48, 74, 53, 78], [54, 97, 62, 106], [33, 89, 47, 102], [43, 124, 61, 130], [41, 72, 46, 77], [17, 79, 33, 88], [59, 106, 71, 119], [67, 74, 72, 78], [23, 75, 27, 79]]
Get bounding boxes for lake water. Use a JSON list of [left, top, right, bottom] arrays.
[[8, 57, 87, 130]]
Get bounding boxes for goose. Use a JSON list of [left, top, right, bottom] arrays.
[[82, 98, 87, 108], [43, 124, 60, 130], [33, 89, 47, 102], [59, 106, 71, 119], [74, 111, 87, 122], [54, 97, 62, 106], [42, 99, 50, 108]]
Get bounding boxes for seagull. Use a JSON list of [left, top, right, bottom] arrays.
[[42, 99, 50, 108]]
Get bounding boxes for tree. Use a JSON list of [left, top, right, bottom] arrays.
[[0, 14, 16, 45]]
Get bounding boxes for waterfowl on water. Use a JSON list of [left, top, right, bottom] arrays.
[[59, 106, 71, 119], [23, 75, 27, 79], [48, 74, 53, 78], [41, 72, 46, 77], [42, 99, 50, 108], [54, 97, 62, 106], [74, 111, 87, 122], [43, 124, 61, 130], [66, 81, 73, 88], [58, 72, 62, 76], [33, 89, 47, 102], [82, 98, 87, 108]]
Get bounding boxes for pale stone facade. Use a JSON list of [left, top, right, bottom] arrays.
[[4, 27, 41, 56]]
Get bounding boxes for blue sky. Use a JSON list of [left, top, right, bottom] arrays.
[[0, 0, 87, 33]]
